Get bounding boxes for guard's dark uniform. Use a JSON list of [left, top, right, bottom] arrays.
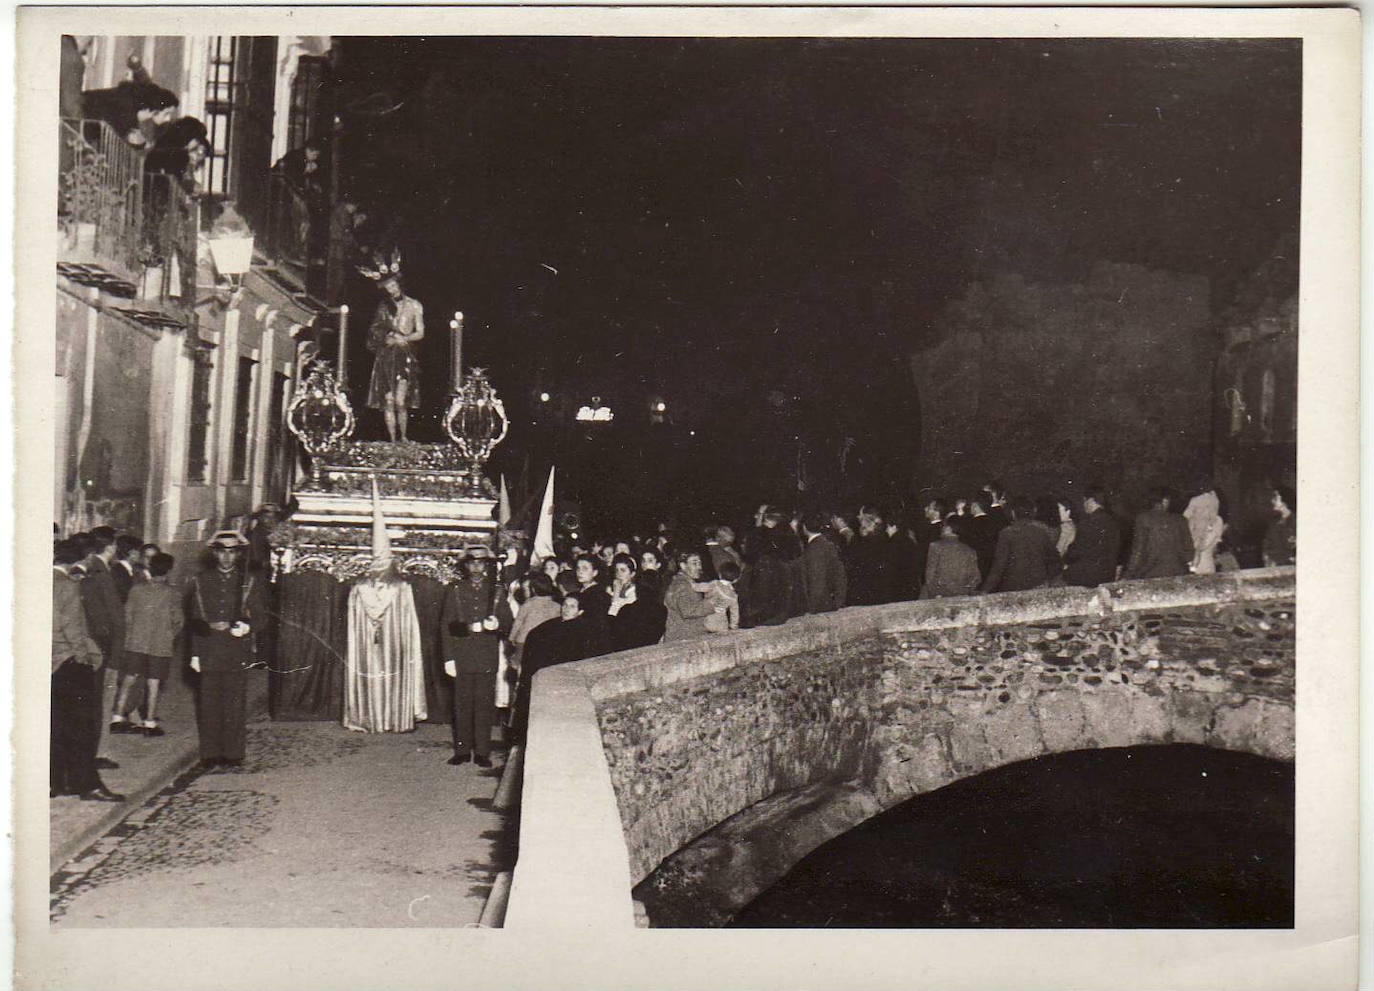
[[186, 567, 266, 761], [440, 575, 511, 760]]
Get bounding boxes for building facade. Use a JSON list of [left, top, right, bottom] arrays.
[[57, 34, 337, 567], [1211, 237, 1298, 562]]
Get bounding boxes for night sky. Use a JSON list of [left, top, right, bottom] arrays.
[[333, 37, 1300, 521]]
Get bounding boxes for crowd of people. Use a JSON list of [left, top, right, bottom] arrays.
[[51, 525, 267, 802], [51, 480, 1297, 788], [483, 479, 1297, 747]]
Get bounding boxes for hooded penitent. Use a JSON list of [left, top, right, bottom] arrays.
[[369, 475, 393, 573], [344, 474, 427, 732]]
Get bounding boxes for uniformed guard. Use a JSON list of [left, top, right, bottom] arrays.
[[187, 530, 266, 768], [440, 545, 511, 767]]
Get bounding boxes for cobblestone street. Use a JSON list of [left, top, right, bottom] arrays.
[[51, 721, 512, 928]]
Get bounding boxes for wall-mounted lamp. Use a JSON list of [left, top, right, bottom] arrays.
[[197, 202, 256, 309]]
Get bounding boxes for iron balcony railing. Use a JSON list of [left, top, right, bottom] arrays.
[[59, 117, 147, 274], [260, 170, 330, 298], [60, 116, 330, 310], [59, 117, 201, 311], [140, 170, 200, 306], [262, 171, 312, 273]]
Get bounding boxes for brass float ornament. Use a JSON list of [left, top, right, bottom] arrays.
[[443, 367, 510, 493], [286, 358, 357, 481]]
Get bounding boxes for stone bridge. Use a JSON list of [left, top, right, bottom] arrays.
[[504, 569, 1295, 929]]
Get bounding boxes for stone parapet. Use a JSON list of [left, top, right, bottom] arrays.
[[505, 568, 1295, 930]]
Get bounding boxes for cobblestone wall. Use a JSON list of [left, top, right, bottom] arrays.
[[871, 599, 1294, 811], [591, 574, 1295, 897]]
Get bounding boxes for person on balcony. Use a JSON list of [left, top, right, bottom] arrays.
[[80, 80, 179, 148], [145, 116, 209, 189], [140, 116, 209, 279], [275, 140, 328, 204], [359, 250, 425, 442], [274, 140, 329, 268]]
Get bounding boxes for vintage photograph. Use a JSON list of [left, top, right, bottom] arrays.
[[14, 7, 1359, 991]]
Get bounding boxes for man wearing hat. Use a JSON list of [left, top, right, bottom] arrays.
[[439, 545, 512, 767], [186, 531, 266, 768], [247, 503, 282, 575]]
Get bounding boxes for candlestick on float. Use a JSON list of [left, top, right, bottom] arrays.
[[337, 304, 350, 390], [450, 311, 464, 392]]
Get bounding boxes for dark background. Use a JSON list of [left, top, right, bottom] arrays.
[[331, 37, 1300, 532]]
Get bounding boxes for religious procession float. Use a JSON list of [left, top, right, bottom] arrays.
[[267, 250, 512, 723]]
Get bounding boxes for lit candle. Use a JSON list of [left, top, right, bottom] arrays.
[[450, 311, 464, 392], [337, 304, 350, 390]]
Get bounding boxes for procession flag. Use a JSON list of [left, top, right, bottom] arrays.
[[498, 474, 512, 526], [533, 466, 556, 561]]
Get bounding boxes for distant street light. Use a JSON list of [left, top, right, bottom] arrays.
[[576, 396, 614, 422]]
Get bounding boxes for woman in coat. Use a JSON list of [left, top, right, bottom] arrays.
[[662, 551, 717, 641]]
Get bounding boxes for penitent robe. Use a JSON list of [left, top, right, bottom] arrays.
[[344, 578, 427, 733]]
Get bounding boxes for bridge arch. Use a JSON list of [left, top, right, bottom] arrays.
[[504, 569, 1294, 929]]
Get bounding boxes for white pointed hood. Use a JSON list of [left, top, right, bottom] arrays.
[[370, 475, 393, 572]]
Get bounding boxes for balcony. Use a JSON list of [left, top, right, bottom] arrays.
[[58, 117, 145, 289], [249, 171, 328, 300], [58, 118, 198, 324]]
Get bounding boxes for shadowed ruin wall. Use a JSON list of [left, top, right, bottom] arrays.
[[910, 263, 1212, 503]]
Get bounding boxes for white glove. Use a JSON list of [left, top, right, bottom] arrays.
[[444, 660, 456, 678], [190, 656, 201, 673], [482, 615, 500, 632], [469, 620, 484, 633], [230, 621, 251, 638]]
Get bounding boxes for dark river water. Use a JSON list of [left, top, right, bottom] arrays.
[[729, 744, 1293, 928]]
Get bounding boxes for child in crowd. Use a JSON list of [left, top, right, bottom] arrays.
[[111, 552, 182, 737], [697, 560, 741, 633]]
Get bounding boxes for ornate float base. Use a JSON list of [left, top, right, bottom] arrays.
[[268, 441, 499, 722], [274, 441, 498, 585]]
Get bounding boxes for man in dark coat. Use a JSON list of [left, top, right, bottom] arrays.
[[846, 508, 894, 606], [186, 531, 267, 767], [982, 481, 1011, 533], [110, 534, 144, 602], [81, 528, 125, 663], [960, 494, 1001, 582], [801, 512, 847, 613], [52, 539, 122, 801], [921, 518, 982, 599], [982, 497, 1063, 593], [1124, 488, 1194, 580], [1063, 488, 1123, 587], [912, 498, 947, 590], [740, 512, 802, 627], [885, 519, 920, 602], [511, 595, 607, 744], [80, 527, 124, 769], [440, 547, 512, 767], [610, 576, 668, 652]]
